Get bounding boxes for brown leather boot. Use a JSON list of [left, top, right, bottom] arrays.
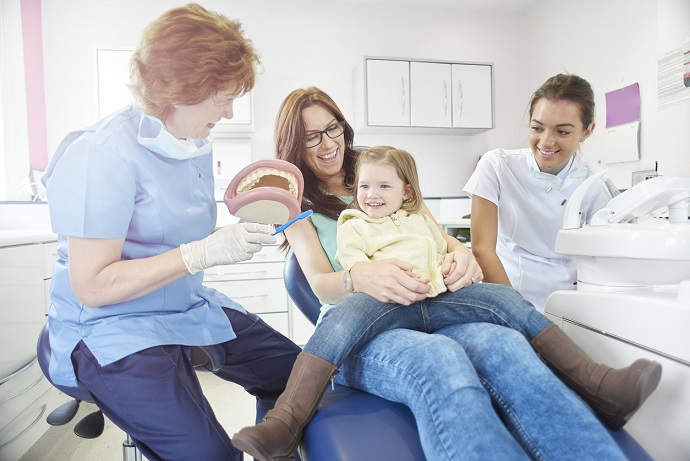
[[531, 324, 662, 430], [232, 352, 337, 461]]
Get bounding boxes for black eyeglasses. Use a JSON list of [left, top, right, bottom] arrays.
[[304, 121, 346, 148]]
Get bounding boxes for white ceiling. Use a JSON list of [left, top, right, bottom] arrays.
[[325, 0, 539, 13]]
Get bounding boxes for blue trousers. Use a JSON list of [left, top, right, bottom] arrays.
[[71, 308, 301, 461], [305, 282, 551, 366], [337, 324, 627, 460]]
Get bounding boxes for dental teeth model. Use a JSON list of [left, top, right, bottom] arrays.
[[224, 160, 305, 225]]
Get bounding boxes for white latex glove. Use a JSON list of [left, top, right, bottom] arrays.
[[180, 223, 276, 274]]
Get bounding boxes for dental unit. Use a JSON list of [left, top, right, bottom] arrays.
[[545, 172, 690, 460]]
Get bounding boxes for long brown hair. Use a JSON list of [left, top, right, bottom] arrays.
[[274, 87, 358, 220]]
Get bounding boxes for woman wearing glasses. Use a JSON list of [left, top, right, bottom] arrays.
[[231, 87, 634, 461]]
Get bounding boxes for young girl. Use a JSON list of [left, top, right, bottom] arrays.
[[335, 146, 455, 299], [231, 145, 661, 461]]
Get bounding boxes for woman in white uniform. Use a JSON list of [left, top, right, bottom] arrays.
[[464, 73, 610, 312]]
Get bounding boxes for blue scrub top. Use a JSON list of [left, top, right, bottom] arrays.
[[42, 105, 241, 387]]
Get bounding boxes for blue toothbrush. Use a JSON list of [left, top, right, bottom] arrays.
[[273, 209, 314, 235]]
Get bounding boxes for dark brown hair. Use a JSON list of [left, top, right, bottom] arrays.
[[528, 73, 596, 128], [274, 87, 358, 220]]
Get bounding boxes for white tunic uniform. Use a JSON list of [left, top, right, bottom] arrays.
[[463, 148, 608, 312]]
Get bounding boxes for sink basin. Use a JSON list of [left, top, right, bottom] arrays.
[[556, 221, 690, 289]]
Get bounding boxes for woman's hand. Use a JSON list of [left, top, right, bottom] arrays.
[[441, 248, 483, 292], [349, 259, 431, 305]]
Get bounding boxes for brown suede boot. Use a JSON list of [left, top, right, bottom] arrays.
[[232, 352, 337, 461], [531, 324, 662, 430]]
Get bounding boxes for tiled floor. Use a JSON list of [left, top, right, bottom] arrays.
[[19, 372, 256, 461]]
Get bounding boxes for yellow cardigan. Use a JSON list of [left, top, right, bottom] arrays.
[[336, 209, 448, 297]]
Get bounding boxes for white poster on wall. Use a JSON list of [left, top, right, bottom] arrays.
[[657, 42, 690, 107]]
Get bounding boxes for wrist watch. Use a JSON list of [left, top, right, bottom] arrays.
[[341, 269, 355, 293]]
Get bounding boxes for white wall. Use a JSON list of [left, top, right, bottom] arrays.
[[40, 0, 529, 198], [39, 0, 689, 197], [524, 0, 690, 188]]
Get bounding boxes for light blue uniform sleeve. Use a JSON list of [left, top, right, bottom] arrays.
[[47, 138, 135, 239]]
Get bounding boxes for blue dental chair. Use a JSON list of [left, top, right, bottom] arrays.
[[36, 323, 227, 461], [283, 250, 653, 461]]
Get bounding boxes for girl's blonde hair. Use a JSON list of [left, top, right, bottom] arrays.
[[129, 3, 260, 119], [352, 146, 423, 213]]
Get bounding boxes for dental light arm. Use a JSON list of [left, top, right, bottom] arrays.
[[562, 170, 613, 229], [592, 177, 690, 225], [564, 174, 690, 229]]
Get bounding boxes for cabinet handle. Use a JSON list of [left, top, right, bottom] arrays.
[[0, 373, 45, 405], [205, 270, 269, 280], [457, 80, 464, 118], [0, 403, 47, 449], [0, 357, 36, 385], [443, 79, 448, 117], [232, 294, 268, 300], [401, 77, 406, 117]]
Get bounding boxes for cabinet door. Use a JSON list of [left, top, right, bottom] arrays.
[[451, 64, 493, 129], [0, 245, 46, 379], [365, 59, 410, 126], [410, 62, 452, 128]]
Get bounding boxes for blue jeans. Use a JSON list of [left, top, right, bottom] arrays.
[[337, 324, 626, 461], [304, 282, 551, 365]]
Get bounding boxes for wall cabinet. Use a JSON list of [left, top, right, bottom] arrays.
[[0, 238, 67, 461], [203, 244, 315, 346], [365, 59, 410, 127], [357, 57, 494, 132], [203, 244, 290, 337], [0, 241, 55, 381]]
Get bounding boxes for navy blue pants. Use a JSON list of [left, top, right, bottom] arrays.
[[71, 308, 301, 461]]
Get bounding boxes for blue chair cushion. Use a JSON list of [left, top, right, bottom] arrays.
[[37, 322, 95, 403], [301, 383, 652, 461], [301, 384, 425, 461]]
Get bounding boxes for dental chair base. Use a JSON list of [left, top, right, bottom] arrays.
[[545, 289, 690, 461]]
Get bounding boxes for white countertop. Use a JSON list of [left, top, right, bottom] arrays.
[[0, 202, 56, 246], [0, 229, 56, 247], [438, 218, 471, 227]]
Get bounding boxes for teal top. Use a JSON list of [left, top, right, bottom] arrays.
[[307, 195, 352, 272], [307, 195, 352, 319]]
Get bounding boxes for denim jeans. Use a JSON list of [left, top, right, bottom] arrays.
[[336, 325, 626, 461], [304, 282, 551, 366]]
